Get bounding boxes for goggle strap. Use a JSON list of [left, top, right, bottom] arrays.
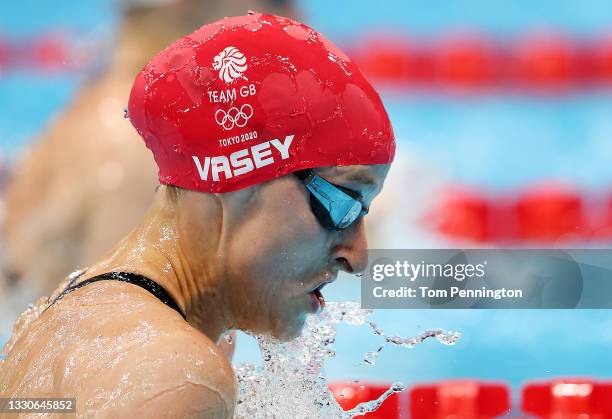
[[293, 169, 314, 183]]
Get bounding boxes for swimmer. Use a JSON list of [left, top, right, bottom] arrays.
[[0, 13, 394, 417], [2, 0, 297, 298]]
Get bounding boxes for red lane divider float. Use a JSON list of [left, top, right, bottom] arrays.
[[435, 35, 498, 88], [329, 380, 510, 418], [330, 379, 612, 417], [429, 183, 612, 243], [350, 32, 612, 90], [514, 184, 587, 242], [514, 33, 580, 88], [428, 186, 494, 242], [328, 382, 402, 418], [599, 36, 612, 83], [0, 39, 7, 70], [5, 30, 612, 86], [523, 379, 612, 418], [410, 380, 511, 419], [0, 32, 101, 74]]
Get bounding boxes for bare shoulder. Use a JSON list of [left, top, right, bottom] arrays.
[[120, 323, 237, 418], [50, 283, 237, 418]]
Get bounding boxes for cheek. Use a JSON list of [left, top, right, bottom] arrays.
[[223, 203, 330, 331], [227, 205, 327, 285]]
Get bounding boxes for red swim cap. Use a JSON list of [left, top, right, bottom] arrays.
[[128, 12, 395, 193]]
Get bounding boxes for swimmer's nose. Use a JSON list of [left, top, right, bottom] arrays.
[[332, 219, 368, 275]]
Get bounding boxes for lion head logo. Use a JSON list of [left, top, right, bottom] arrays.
[[212, 46, 247, 83]]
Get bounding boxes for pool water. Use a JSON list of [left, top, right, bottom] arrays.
[[1, 0, 612, 396]]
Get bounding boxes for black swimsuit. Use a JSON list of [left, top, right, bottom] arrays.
[[48, 271, 186, 320]]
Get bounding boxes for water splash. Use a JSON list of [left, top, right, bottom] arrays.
[[234, 302, 364, 419], [345, 382, 406, 417], [362, 322, 461, 366], [234, 301, 460, 418]]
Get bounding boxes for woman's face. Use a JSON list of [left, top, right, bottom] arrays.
[[222, 164, 390, 340]]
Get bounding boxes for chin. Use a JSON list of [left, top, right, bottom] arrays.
[[276, 326, 304, 341], [241, 310, 306, 342], [270, 313, 308, 342]]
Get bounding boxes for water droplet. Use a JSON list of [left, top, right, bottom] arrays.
[[392, 382, 405, 393], [362, 345, 384, 366]]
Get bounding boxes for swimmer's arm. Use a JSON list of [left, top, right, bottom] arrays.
[[132, 334, 237, 419], [136, 380, 233, 419], [84, 329, 237, 418]]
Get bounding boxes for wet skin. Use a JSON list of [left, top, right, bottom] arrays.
[[0, 163, 389, 417]]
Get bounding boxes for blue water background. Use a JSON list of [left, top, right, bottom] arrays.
[[0, 0, 611, 396]]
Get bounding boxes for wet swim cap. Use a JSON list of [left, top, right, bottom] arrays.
[[128, 12, 395, 193]]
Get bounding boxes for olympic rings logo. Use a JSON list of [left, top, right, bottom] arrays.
[[215, 104, 254, 131]]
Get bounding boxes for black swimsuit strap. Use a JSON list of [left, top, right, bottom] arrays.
[[49, 272, 186, 320]]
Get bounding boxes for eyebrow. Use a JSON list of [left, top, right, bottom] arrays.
[[345, 172, 376, 186]]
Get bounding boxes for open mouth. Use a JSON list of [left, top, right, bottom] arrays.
[[313, 285, 325, 308], [308, 281, 331, 313]]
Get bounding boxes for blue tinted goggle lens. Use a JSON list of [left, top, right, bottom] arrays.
[[294, 170, 367, 230]]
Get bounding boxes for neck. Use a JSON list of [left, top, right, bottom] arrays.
[[84, 188, 232, 344]]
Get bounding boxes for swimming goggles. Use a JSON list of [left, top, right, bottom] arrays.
[[294, 169, 368, 231]]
